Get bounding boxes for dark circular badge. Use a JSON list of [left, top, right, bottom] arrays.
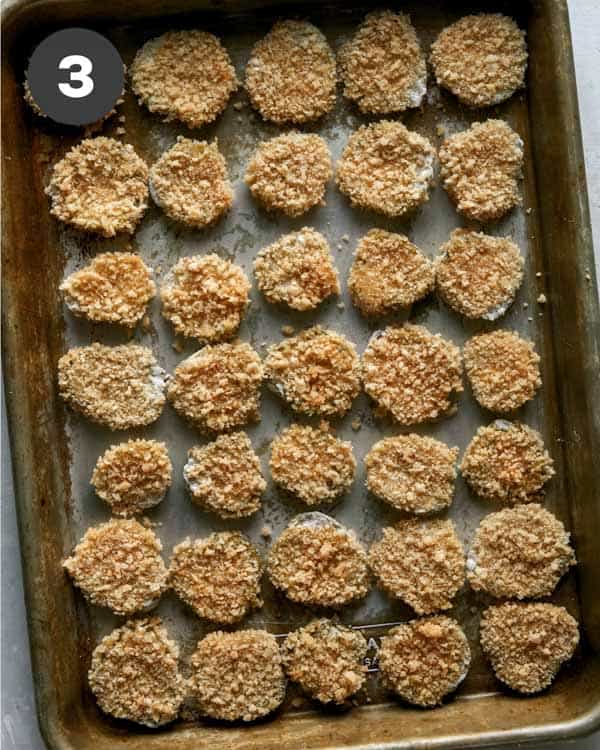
[[26, 28, 124, 126]]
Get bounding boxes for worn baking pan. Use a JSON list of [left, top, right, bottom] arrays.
[[2, 0, 600, 748]]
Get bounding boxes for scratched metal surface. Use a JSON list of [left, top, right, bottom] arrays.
[[48, 2, 580, 715]]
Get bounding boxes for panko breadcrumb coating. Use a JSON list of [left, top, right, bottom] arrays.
[[88, 618, 184, 727], [348, 229, 434, 317], [23, 80, 45, 117], [467, 504, 576, 599], [461, 421, 554, 504], [435, 229, 524, 320], [130, 30, 238, 128], [63, 519, 167, 615], [267, 513, 369, 607], [336, 121, 434, 217], [264, 327, 360, 417], [245, 20, 336, 124], [91, 439, 172, 516], [245, 132, 332, 216], [191, 630, 285, 721], [58, 344, 167, 430], [161, 254, 250, 342], [464, 330, 541, 412], [46, 137, 148, 237], [149, 137, 232, 228], [270, 423, 356, 505], [339, 11, 426, 114], [379, 617, 470, 707], [439, 120, 523, 222], [61, 253, 155, 327], [184, 432, 265, 518], [254, 228, 339, 311], [169, 532, 262, 624], [430, 14, 527, 107], [362, 324, 463, 425], [480, 603, 579, 694], [369, 519, 465, 614], [365, 434, 458, 514], [167, 341, 263, 433], [281, 619, 367, 704]]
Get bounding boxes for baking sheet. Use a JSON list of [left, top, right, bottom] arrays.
[[61, 6, 577, 709], [3, 0, 599, 747]]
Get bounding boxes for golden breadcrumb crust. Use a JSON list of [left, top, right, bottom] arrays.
[[169, 531, 262, 623], [270, 423, 356, 505], [281, 619, 367, 704], [268, 514, 369, 607], [467, 504, 576, 598], [91, 439, 171, 516], [480, 602, 578, 693], [167, 342, 263, 433], [379, 617, 470, 707], [339, 11, 426, 114], [150, 137, 233, 228], [246, 20, 336, 123], [191, 630, 285, 721], [185, 432, 265, 518], [161, 254, 249, 342], [46, 137, 148, 237], [265, 326, 361, 417], [461, 421, 554, 504], [130, 30, 238, 128], [63, 519, 167, 615], [254, 228, 339, 311], [61, 253, 155, 327], [89, 618, 184, 727], [336, 120, 434, 217], [245, 132, 332, 216], [366, 434, 458, 514], [464, 329, 541, 412], [362, 324, 463, 425], [431, 14, 527, 107], [348, 229, 434, 317], [435, 229, 524, 320], [369, 519, 465, 614], [58, 344, 167, 430], [439, 119, 523, 222]]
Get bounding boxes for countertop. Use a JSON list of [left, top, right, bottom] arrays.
[[2, 1, 599, 747]]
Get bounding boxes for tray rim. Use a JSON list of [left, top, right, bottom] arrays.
[[2, 0, 600, 748]]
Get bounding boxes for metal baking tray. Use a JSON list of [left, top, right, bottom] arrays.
[[2, 0, 600, 747]]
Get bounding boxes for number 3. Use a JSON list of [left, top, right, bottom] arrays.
[[58, 55, 94, 99]]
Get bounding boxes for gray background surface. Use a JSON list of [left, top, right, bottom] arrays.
[[2, 1, 600, 747]]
